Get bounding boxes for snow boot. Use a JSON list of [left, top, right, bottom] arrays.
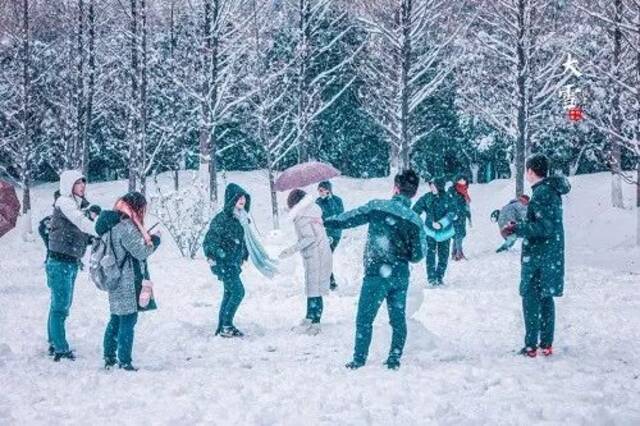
[[219, 326, 244, 338], [104, 357, 117, 370], [518, 347, 537, 358], [47, 345, 55, 357], [53, 351, 75, 362], [345, 360, 365, 370], [305, 323, 321, 336], [541, 346, 553, 357], [118, 363, 138, 372], [384, 358, 401, 370]]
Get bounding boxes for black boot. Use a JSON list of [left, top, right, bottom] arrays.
[[104, 357, 117, 369], [53, 351, 75, 362], [118, 363, 139, 372], [345, 360, 365, 370], [330, 274, 338, 291], [384, 358, 401, 370], [47, 345, 55, 357]]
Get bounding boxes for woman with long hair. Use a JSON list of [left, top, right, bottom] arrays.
[[95, 192, 161, 371]]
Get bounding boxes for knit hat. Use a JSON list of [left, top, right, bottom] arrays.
[[318, 181, 332, 192]]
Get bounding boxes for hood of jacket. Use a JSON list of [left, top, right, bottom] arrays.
[[223, 183, 251, 215], [58, 170, 86, 198], [95, 210, 123, 236], [537, 176, 572, 196], [432, 176, 447, 193], [288, 193, 322, 221]]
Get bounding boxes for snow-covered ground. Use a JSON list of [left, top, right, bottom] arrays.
[[0, 171, 639, 425]]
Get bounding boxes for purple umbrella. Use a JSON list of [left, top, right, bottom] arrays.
[[274, 161, 341, 192]]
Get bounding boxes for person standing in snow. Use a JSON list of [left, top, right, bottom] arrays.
[[95, 192, 161, 371], [492, 195, 530, 253], [316, 180, 344, 290], [413, 176, 455, 286], [324, 170, 425, 370], [279, 189, 333, 335], [46, 170, 99, 361], [449, 175, 472, 261], [501, 154, 571, 357], [203, 183, 252, 338]]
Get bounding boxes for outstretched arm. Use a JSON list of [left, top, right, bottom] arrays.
[[412, 195, 426, 217], [324, 204, 370, 230], [515, 196, 555, 239], [280, 221, 317, 258]]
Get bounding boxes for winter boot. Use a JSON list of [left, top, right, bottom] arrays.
[[305, 323, 321, 336], [384, 358, 401, 370], [47, 345, 55, 357], [219, 326, 244, 338], [541, 346, 553, 357], [53, 351, 76, 362], [518, 347, 537, 358], [118, 363, 138, 372], [345, 360, 365, 370], [104, 357, 117, 370]]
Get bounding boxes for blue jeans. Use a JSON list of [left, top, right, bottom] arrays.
[[46, 259, 79, 353], [353, 275, 408, 364], [103, 313, 139, 364], [217, 274, 245, 332]]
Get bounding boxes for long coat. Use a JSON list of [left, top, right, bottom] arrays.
[[515, 177, 571, 298], [96, 211, 160, 315], [286, 195, 332, 298]]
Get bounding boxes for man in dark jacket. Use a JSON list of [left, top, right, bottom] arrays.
[[324, 170, 425, 370], [316, 180, 344, 290], [203, 183, 251, 338], [413, 176, 455, 286], [502, 154, 571, 357], [46, 170, 98, 361]]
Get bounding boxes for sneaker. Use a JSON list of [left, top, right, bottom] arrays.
[[118, 363, 138, 372], [345, 360, 365, 370], [47, 345, 55, 357], [541, 346, 553, 357], [53, 351, 75, 362], [519, 347, 537, 358], [104, 357, 117, 369], [384, 358, 401, 370]]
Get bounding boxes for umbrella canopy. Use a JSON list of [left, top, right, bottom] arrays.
[[0, 180, 20, 238], [274, 161, 341, 192]]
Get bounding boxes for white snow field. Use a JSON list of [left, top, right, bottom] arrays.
[[0, 171, 638, 425]]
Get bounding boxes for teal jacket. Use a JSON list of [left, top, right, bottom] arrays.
[[413, 184, 456, 241], [316, 194, 345, 242], [448, 188, 471, 239], [324, 195, 425, 278], [202, 184, 250, 279], [516, 177, 571, 297]]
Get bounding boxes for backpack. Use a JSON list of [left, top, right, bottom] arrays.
[[89, 230, 128, 292]]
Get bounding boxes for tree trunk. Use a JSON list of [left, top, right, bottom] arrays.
[[82, 0, 95, 176], [611, 0, 624, 208], [201, 0, 219, 203], [515, 0, 528, 197], [470, 163, 480, 183], [75, 0, 85, 170], [296, 0, 311, 163], [20, 0, 33, 236], [398, 0, 412, 172], [268, 164, 279, 230], [139, 0, 148, 195], [128, 0, 139, 192]]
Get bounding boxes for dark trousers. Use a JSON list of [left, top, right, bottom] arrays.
[[46, 259, 78, 354], [306, 297, 324, 324], [353, 275, 408, 364], [522, 272, 555, 348], [104, 313, 138, 364], [426, 238, 451, 283], [329, 237, 340, 288], [217, 274, 245, 332]]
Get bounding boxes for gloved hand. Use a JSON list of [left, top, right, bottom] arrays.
[[501, 221, 517, 239]]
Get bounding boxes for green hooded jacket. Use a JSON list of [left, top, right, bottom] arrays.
[[202, 183, 251, 279], [324, 195, 425, 278], [516, 176, 571, 297]]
